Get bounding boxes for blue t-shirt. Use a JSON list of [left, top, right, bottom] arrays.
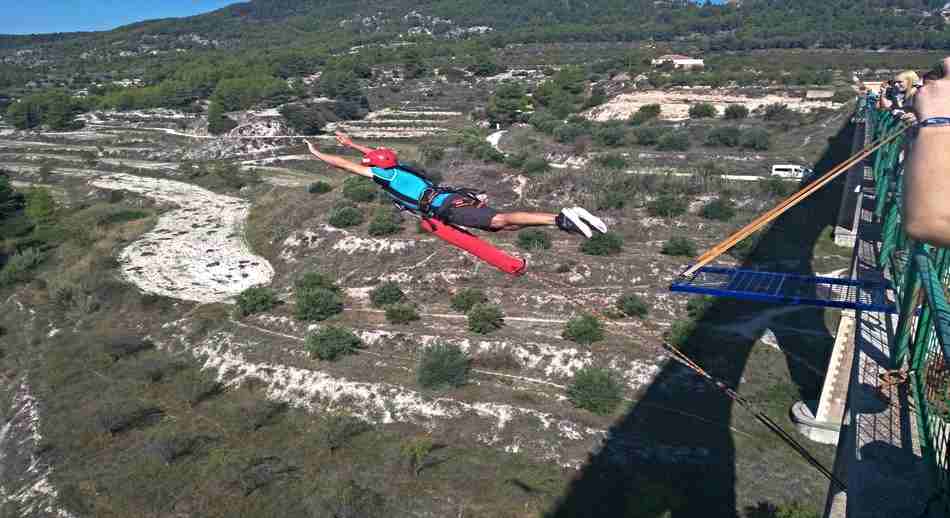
[[371, 166, 451, 211]]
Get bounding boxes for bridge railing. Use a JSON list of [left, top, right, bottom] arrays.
[[866, 98, 950, 512]]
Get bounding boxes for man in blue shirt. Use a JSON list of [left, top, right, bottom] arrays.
[[307, 133, 607, 238]]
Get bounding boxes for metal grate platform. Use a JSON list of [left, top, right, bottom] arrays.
[[670, 266, 896, 313]]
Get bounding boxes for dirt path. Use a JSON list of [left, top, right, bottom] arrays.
[[90, 173, 274, 303]]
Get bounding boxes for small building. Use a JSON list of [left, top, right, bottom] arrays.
[[651, 54, 705, 70], [805, 90, 835, 100]]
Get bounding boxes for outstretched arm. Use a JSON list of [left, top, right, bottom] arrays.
[[903, 57, 950, 247], [335, 132, 375, 155], [306, 140, 372, 178]]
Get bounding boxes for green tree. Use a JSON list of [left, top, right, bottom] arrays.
[[25, 187, 56, 225], [417, 344, 469, 389], [207, 102, 236, 135], [724, 104, 749, 119], [741, 128, 771, 151], [568, 367, 623, 415], [487, 82, 531, 125], [562, 314, 605, 345], [306, 326, 362, 361], [688, 103, 717, 119]]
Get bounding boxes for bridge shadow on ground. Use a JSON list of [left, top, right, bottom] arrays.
[[547, 123, 857, 518]]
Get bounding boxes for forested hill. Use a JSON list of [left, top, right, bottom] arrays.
[[4, 0, 950, 57]]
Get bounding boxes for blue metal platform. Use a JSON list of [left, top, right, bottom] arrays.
[[670, 267, 897, 313]]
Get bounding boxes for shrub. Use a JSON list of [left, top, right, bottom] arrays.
[[0, 247, 45, 285], [763, 103, 793, 121], [235, 287, 278, 317], [688, 103, 717, 119], [724, 104, 749, 120], [306, 326, 362, 360], [629, 104, 661, 125], [296, 271, 339, 293], [562, 314, 605, 344], [174, 369, 224, 406], [741, 128, 771, 151], [522, 157, 551, 176], [592, 122, 626, 147], [318, 412, 371, 452], [704, 126, 741, 147], [661, 236, 697, 257], [553, 123, 590, 144], [647, 194, 689, 218], [342, 177, 377, 203], [417, 344, 470, 389], [686, 296, 714, 320], [728, 234, 760, 260], [594, 153, 628, 169], [616, 294, 649, 318], [700, 197, 736, 221], [419, 143, 445, 165], [517, 229, 552, 250], [467, 303, 505, 334], [568, 367, 623, 415], [472, 350, 522, 371], [369, 282, 405, 307], [296, 288, 344, 321], [25, 187, 56, 225], [308, 181, 333, 194], [656, 131, 691, 151], [635, 126, 664, 145], [759, 176, 793, 197], [451, 288, 488, 312], [400, 436, 435, 476], [95, 401, 165, 434], [505, 153, 527, 169], [665, 319, 696, 348], [367, 207, 402, 236], [386, 303, 420, 325], [316, 479, 386, 517], [328, 206, 364, 228], [580, 232, 623, 256]]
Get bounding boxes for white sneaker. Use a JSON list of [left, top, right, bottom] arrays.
[[557, 207, 593, 238], [571, 206, 607, 234]]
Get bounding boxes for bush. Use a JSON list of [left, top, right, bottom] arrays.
[[385, 303, 420, 325], [562, 314, 605, 344], [635, 126, 664, 145], [629, 104, 661, 125], [665, 319, 696, 349], [580, 232, 623, 256], [369, 282, 405, 307], [400, 436, 435, 477], [656, 131, 691, 151], [0, 247, 45, 285], [517, 229, 552, 250], [419, 143, 445, 165], [296, 288, 344, 321], [308, 181, 333, 194], [342, 177, 377, 203], [686, 296, 714, 320], [594, 153, 628, 169], [95, 400, 165, 435], [568, 367, 623, 415], [522, 157, 551, 176], [592, 122, 626, 147], [741, 128, 771, 151], [700, 197, 736, 221], [328, 206, 364, 228], [316, 479, 386, 517], [554, 123, 590, 144], [724, 104, 749, 120], [367, 207, 402, 236], [451, 288, 488, 312], [704, 126, 741, 147], [688, 103, 717, 119], [235, 287, 278, 317], [317, 412, 370, 452], [467, 303, 505, 334], [647, 194, 689, 218], [763, 103, 794, 121], [417, 344, 470, 389], [759, 176, 793, 197], [617, 294, 648, 318], [306, 326, 362, 360], [661, 236, 697, 257]]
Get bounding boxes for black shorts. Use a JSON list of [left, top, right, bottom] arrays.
[[437, 194, 498, 231]]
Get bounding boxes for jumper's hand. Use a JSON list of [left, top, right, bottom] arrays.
[[335, 132, 354, 148]]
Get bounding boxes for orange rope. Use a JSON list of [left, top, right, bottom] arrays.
[[683, 125, 910, 277]]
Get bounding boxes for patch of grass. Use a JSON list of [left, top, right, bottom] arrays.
[[580, 232, 623, 256], [385, 303, 420, 325], [95, 400, 165, 435], [562, 314, 604, 345], [96, 209, 149, 226], [342, 176, 377, 203], [174, 369, 225, 406], [517, 229, 552, 250], [661, 236, 697, 257], [306, 326, 362, 361], [451, 288, 488, 313], [647, 193, 689, 218], [616, 293, 649, 318], [369, 282, 405, 308], [467, 303, 505, 334], [328, 206, 364, 228], [686, 296, 715, 320], [307, 181, 333, 194], [0, 247, 45, 285], [367, 207, 402, 236], [400, 436, 436, 477], [472, 350, 522, 371], [417, 344, 470, 389], [317, 412, 371, 452], [665, 319, 697, 349], [568, 367, 624, 415], [700, 197, 736, 221], [235, 286, 278, 317], [593, 153, 628, 169]]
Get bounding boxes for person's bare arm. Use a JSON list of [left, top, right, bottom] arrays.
[[335, 132, 375, 155], [306, 140, 372, 178], [903, 57, 950, 247]]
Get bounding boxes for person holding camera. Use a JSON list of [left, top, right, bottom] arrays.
[[903, 58, 950, 247]]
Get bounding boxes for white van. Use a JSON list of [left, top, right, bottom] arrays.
[[771, 164, 813, 179]]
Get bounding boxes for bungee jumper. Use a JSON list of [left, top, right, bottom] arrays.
[[306, 132, 607, 275]]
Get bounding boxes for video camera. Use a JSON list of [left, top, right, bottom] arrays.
[[884, 80, 907, 108]]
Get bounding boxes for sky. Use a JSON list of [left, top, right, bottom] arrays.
[[0, 0, 238, 35]]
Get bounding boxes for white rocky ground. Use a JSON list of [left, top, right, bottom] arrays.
[[90, 173, 275, 303], [586, 88, 842, 122]]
